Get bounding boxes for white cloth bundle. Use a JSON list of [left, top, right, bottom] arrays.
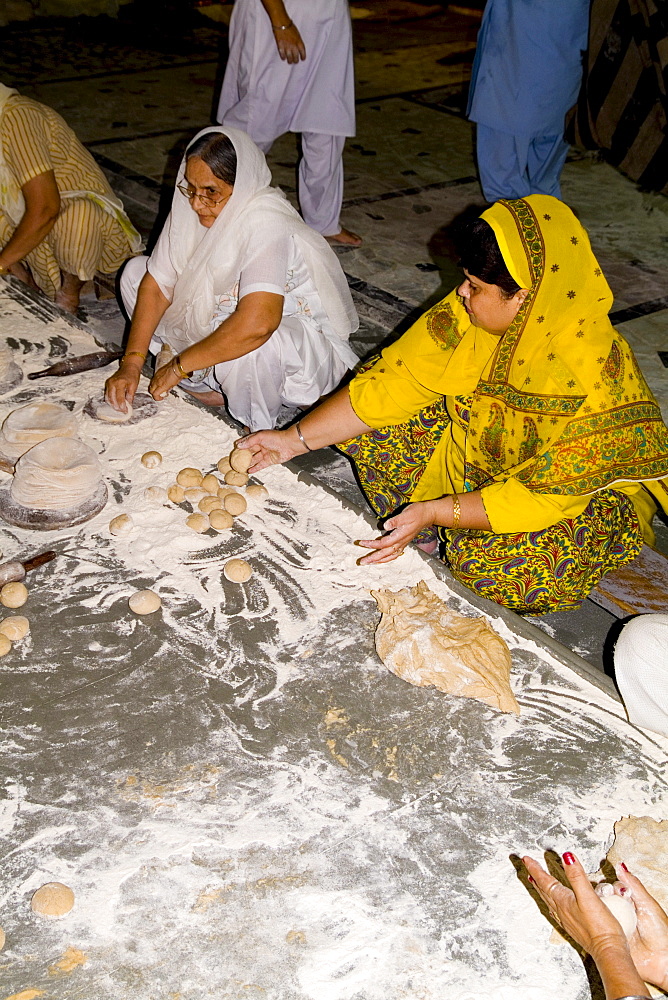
[[614, 613, 668, 737], [0, 401, 78, 461], [147, 125, 358, 356], [11, 437, 102, 510]]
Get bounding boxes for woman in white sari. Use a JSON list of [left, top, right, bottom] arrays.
[[105, 126, 358, 430]]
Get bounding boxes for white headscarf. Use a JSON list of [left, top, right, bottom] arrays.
[[148, 126, 359, 355]]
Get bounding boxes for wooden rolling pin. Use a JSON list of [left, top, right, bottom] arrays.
[[0, 550, 56, 585], [28, 350, 124, 380]]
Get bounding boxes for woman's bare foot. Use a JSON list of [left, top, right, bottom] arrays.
[[417, 538, 439, 555], [6, 261, 39, 291], [55, 271, 85, 314], [326, 228, 363, 247]]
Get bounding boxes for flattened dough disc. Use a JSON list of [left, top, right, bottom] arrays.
[[84, 392, 158, 425]]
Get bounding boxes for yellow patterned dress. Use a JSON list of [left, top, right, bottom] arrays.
[[340, 195, 668, 614], [0, 91, 141, 299]]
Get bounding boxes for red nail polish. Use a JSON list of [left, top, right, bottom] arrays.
[[528, 874, 535, 883], [620, 861, 629, 872], [562, 852, 576, 865]]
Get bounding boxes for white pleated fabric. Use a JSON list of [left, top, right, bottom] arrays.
[[614, 614, 668, 737], [147, 125, 358, 358]]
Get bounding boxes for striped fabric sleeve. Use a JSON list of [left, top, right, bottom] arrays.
[[3, 104, 54, 188]]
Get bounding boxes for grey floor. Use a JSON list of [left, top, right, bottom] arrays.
[[3, 0, 668, 673]]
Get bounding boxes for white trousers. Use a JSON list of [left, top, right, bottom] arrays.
[[120, 255, 351, 430], [253, 133, 345, 237], [614, 613, 668, 737]]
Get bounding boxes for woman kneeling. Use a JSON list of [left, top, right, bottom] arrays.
[[240, 196, 668, 615], [105, 127, 358, 430]]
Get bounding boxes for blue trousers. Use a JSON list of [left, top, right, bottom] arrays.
[[475, 124, 570, 202]]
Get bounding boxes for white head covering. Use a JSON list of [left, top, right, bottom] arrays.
[[148, 126, 358, 355]]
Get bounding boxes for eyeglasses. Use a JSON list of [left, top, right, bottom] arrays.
[[176, 183, 229, 208]]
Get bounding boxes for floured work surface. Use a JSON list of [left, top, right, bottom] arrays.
[[1, 281, 668, 1000]]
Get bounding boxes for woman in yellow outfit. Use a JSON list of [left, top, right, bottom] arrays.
[[241, 195, 668, 614]]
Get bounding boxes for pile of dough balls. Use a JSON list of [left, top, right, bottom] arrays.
[[111, 445, 267, 587], [0, 583, 29, 655]]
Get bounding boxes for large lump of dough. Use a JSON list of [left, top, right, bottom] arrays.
[[11, 438, 103, 511], [606, 816, 668, 911], [0, 401, 78, 460], [372, 580, 519, 714]]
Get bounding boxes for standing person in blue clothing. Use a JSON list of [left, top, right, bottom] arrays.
[[467, 0, 590, 202]]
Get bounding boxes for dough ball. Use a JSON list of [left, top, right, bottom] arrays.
[[0, 634, 11, 656], [217, 456, 232, 474], [94, 399, 133, 423], [224, 558, 253, 583], [246, 483, 269, 500], [186, 512, 209, 533], [167, 484, 186, 504], [184, 487, 207, 503], [31, 882, 75, 917], [595, 885, 638, 938], [201, 473, 220, 494], [229, 447, 253, 474], [199, 496, 222, 514], [0, 615, 29, 641], [209, 509, 234, 531], [109, 513, 134, 536], [217, 486, 236, 499], [224, 470, 248, 487], [0, 925, 4, 950], [128, 589, 162, 615], [224, 493, 247, 516], [176, 467, 202, 488], [144, 485, 168, 504], [141, 451, 162, 469], [0, 581, 28, 609]]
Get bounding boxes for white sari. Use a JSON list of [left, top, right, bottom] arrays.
[[138, 126, 358, 429]]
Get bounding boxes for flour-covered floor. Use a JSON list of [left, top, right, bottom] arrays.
[[1, 279, 668, 1000]]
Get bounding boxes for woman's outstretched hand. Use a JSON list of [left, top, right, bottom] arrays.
[[523, 852, 652, 1000], [615, 862, 668, 991], [357, 502, 436, 564], [236, 427, 304, 473], [105, 361, 141, 413], [522, 853, 629, 957]]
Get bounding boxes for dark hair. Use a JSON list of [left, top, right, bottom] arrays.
[[456, 217, 521, 297], [186, 132, 237, 186]]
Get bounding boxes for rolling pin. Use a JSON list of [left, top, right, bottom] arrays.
[[28, 350, 124, 380], [0, 550, 56, 585]]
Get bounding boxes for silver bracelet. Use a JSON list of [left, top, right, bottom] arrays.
[[272, 19, 293, 30], [610, 995, 653, 999], [295, 421, 312, 452]]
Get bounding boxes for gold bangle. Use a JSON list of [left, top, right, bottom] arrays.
[[451, 494, 461, 530], [0, 266, 10, 276], [173, 355, 192, 380], [123, 350, 146, 362]]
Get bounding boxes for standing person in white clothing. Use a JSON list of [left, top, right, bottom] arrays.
[[217, 0, 362, 247], [104, 127, 358, 431]]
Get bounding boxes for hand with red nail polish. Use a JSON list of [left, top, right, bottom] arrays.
[[614, 861, 668, 992], [521, 852, 648, 1000]]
